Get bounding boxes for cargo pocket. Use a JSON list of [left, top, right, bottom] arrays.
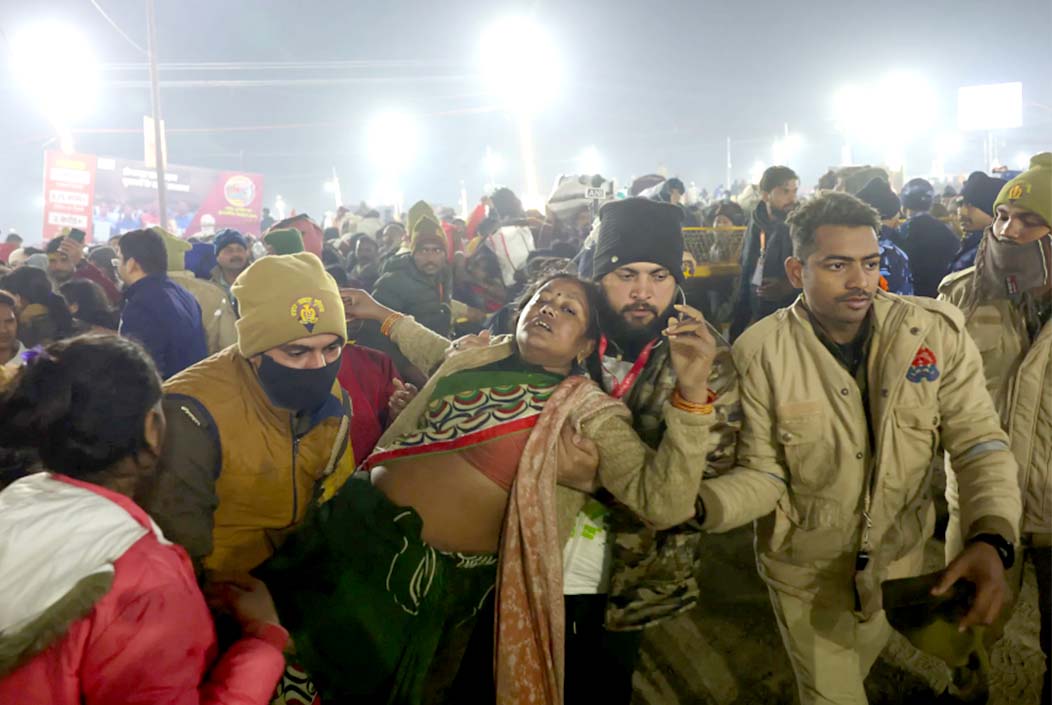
[[889, 407, 940, 490]]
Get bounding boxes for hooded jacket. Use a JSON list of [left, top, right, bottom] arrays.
[[699, 292, 1020, 617], [940, 266, 1052, 542], [0, 473, 286, 704]]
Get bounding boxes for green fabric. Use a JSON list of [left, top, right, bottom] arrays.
[[260, 473, 496, 705], [995, 152, 1051, 228], [151, 226, 191, 272], [264, 228, 305, 255], [407, 201, 444, 252], [428, 367, 563, 403]]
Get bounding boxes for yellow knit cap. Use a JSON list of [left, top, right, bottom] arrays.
[[232, 252, 346, 358], [150, 226, 191, 272]]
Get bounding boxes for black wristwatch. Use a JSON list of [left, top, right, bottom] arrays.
[[968, 533, 1015, 570]]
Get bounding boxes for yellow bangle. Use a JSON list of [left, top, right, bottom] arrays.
[[671, 388, 714, 415], [380, 312, 405, 337]]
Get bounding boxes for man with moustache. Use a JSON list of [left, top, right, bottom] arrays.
[[560, 197, 740, 703], [949, 171, 1004, 274], [696, 191, 1020, 705]]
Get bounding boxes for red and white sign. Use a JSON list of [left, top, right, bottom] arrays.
[[42, 151, 97, 242]]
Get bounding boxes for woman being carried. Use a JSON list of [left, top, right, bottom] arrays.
[[262, 273, 720, 705]]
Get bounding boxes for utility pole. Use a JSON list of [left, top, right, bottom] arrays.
[[725, 137, 732, 190], [146, 0, 168, 229]]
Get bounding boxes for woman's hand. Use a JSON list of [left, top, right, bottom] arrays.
[[663, 304, 717, 404], [388, 378, 419, 419], [340, 288, 395, 323]]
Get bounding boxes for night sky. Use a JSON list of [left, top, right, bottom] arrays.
[[2, 0, 1050, 237]]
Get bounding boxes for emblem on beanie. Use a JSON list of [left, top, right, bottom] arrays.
[[906, 346, 939, 383], [1006, 183, 1027, 200], [290, 297, 326, 333]]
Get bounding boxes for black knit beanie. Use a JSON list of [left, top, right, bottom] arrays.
[[593, 198, 684, 283]]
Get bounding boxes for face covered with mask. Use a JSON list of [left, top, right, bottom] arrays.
[[253, 333, 344, 413]]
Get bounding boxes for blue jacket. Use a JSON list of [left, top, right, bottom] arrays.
[[119, 274, 208, 379], [878, 226, 914, 296], [949, 230, 984, 274]]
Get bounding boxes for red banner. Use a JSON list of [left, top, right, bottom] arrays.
[[42, 151, 98, 242]]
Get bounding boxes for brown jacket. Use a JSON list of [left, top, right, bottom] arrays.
[[699, 292, 1021, 616]]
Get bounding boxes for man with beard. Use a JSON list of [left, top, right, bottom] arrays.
[[137, 252, 355, 575], [949, 171, 1004, 274], [730, 165, 800, 339], [45, 232, 121, 305], [940, 153, 1052, 703], [697, 191, 1020, 705], [560, 197, 740, 704]]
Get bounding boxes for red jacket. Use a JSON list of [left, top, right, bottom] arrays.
[[75, 260, 123, 306], [0, 474, 287, 705], [337, 344, 401, 465]]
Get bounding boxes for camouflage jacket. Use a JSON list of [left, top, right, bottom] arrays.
[[602, 328, 741, 631]]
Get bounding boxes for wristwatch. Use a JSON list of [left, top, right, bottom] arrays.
[[967, 533, 1015, 570]]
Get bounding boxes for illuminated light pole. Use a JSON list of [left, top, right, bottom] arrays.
[[480, 17, 560, 208]]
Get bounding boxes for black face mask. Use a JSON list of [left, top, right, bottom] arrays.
[[256, 354, 341, 413]]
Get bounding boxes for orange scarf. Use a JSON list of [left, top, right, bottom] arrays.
[[495, 376, 627, 705]]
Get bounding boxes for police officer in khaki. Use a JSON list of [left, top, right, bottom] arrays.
[[940, 152, 1052, 703], [697, 191, 1021, 705]]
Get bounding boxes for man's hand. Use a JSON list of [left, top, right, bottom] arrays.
[[931, 542, 1008, 632], [556, 423, 600, 493], [388, 378, 418, 419], [340, 288, 394, 323], [663, 303, 717, 404], [448, 330, 491, 358], [59, 237, 84, 268], [757, 277, 797, 303]]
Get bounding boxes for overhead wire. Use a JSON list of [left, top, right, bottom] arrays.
[[88, 0, 148, 55]]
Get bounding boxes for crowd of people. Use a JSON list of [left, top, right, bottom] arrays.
[[0, 150, 1048, 705]]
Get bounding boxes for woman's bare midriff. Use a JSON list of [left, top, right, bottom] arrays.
[[370, 452, 509, 553]]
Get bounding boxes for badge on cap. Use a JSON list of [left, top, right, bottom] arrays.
[[291, 297, 325, 333], [1007, 183, 1026, 200]]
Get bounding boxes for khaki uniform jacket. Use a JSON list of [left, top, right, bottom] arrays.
[[698, 292, 1020, 617], [169, 271, 237, 355], [379, 317, 723, 627], [940, 268, 1052, 540]]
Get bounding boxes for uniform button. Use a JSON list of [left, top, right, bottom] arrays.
[[781, 432, 793, 442], [856, 452, 864, 460], [840, 388, 850, 396], [910, 327, 920, 335], [933, 417, 939, 425], [881, 389, 889, 398]]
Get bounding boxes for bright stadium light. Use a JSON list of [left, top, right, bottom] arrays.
[[10, 21, 100, 146], [323, 180, 337, 194], [772, 134, 803, 164], [365, 111, 419, 172], [577, 146, 603, 174]]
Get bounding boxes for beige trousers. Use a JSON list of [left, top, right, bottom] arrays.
[[768, 587, 892, 705]]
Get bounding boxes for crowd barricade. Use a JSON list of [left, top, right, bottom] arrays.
[[681, 226, 745, 279]]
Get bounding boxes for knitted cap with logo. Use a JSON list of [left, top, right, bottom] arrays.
[[232, 252, 346, 358], [995, 152, 1052, 228]]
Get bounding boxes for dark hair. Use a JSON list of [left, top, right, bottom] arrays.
[[515, 272, 603, 344], [45, 236, 65, 255], [6, 233, 23, 245], [323, 227, 340, 242], [321, 244, 342, 268], [817, 170, 838, 191], [0, 289, 15, 310], [88, 246, 119, 283], [326, 265, 350, 288], [759, 166, 800, 193], [0, 266, 75, 337], [787, 192, 881, 261], [59, 280, 118, 330], [0, 335, 162, 478], [119, 228, 167, 275]]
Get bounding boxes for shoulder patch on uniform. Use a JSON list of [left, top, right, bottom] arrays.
[[906, 346, 940, 383]]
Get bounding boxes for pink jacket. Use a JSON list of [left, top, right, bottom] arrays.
[[0, 474, 287, 705]]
